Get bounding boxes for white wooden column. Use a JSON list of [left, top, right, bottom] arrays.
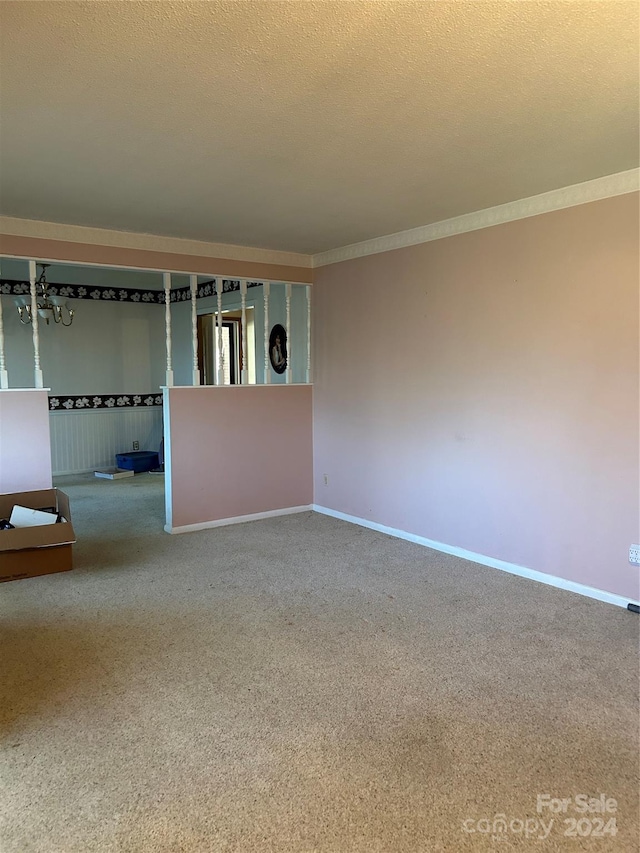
[[190, 275, 200, 386], [216, 278, 224, 385], [285, 283, 292, 384], [240, 280, 248, 384], [306, 284, 311, 384], [163, 272, 174, 387], [29, 260, 44, 388], [0, 262, 7, 388], [263, 282, 270, 384]]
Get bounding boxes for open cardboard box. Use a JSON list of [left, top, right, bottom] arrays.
[[0, 489, 76, 583]]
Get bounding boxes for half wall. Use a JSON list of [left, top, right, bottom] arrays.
[[164, 385, 313, 531]]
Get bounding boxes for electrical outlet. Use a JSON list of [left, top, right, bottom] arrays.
[[323, 474, 328, 486], [133, 441, 139, 451], [629, 545, 640, 565]]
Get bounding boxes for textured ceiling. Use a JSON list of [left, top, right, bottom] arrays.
[[0, 1, 638, 254]]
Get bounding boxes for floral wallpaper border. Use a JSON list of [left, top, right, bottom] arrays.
[[1, 279, 264, 305], [49, 393, 163, 411]]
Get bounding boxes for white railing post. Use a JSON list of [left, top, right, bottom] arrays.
[[29, 260, 44, 388], [263, 282, 270, 384], [164, 272, 174, 387], [216, 278, 224, 385], [190, 274, 200, 386], [285, 283, 292, 384], [0, 262, 7, 388], [240, 280, 248, 384], [306, 284, 311, 384]]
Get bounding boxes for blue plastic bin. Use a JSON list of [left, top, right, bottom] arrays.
[[115, 451, 159, 473]]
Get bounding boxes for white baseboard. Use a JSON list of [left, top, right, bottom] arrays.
[[165, 504, 313, 534], [312, 504, 639, 610]]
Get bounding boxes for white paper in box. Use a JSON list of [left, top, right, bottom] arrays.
[[10, 505, 59, 527]]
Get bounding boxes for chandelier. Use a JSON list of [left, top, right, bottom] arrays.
[[15, 264, 75, 326]]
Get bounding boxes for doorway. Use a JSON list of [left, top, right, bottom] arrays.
[[197, 308, 255, 384]]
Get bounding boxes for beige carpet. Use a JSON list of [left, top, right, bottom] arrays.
[[1, 474, 638, 852]]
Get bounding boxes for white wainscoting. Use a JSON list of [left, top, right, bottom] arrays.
[[50, 407, 163, 475]]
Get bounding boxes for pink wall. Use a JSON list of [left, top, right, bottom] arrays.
[[166, 385, 313, 529], [0, 390, 53, 493], [0, 235, 313, 283], [313, 193, 640, 601]]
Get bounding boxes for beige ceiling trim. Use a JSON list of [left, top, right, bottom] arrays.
[[312, 169, 640, 267], [1, 169, 637, 269], [0, 217, 313, 269]]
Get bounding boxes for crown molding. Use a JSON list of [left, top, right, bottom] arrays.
[[2, 168, 637, 270], [0, 216, 313, 269], [312, 168, 640, 267]]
